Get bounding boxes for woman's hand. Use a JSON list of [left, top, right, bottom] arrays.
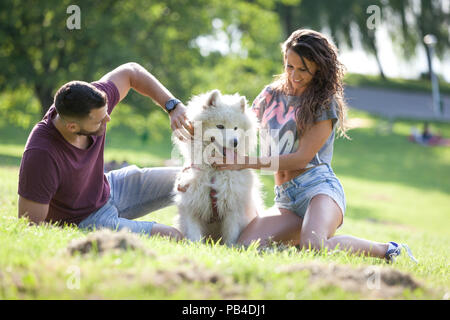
[[169, 102, 194, 141], [210, 151, 257, 171], [214, 162, 249, 171]]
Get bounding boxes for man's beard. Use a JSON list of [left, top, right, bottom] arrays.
[[76, 124, 106, 137]]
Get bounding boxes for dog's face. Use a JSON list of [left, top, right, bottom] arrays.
[[200, 90, 254, 157], [175, 89, 259, 163]]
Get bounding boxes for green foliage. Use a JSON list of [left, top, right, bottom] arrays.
[[386, 0, 450, 60], [182, 0, 285, 101], [0, 86, 41, 129], [0, 0, 285, 133], [0, 0, 285, 132], [275, 0, 449, 78], [0, 0, 227, 114], [1, 0, 448, 135], [106, 97, 171, 143]]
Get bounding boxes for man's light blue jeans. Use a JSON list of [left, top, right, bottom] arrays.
[[78, 165, 180, 236]]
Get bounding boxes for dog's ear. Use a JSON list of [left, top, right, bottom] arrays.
[[239, 96, 247, 113], [205, 89, 220, 109]]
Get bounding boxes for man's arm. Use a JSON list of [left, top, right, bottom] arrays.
[[100, 62, 171, 105], [100, 62, 193, 137], [18, 196, 49, 225]]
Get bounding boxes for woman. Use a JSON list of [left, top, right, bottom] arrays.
[[213, 29, 416, 263]]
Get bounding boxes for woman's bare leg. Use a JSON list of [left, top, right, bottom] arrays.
[[300, 194, 388, 258], [237, 206, 303, 247]]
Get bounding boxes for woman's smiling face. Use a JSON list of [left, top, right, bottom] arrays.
[[285, 48, 318, 95]]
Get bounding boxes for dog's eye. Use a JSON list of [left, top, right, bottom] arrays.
[[216, 125, 224, 129], [234, 127, 237, 130]]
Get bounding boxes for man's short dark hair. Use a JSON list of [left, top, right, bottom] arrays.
[[54, 81, 107, 119]]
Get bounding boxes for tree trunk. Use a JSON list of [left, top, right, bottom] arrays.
[[374, 50, 386, 80], [423, 42, 432, 77], [276, 3, 293, 38], [284, 6, 293, 37], [368, 34, 386, 80], [35, 84, 54, 118]]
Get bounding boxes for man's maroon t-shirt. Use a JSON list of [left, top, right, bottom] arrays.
[[18, 81, 120, 225]]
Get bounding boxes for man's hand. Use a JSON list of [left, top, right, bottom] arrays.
[[100, 63, 195, 141], [169, 102, 194, 141]]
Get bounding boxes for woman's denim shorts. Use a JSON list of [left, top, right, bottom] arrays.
[[274, 163, 346, 221]]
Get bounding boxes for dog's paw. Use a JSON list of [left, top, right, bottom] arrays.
[[177, 183, 190, 192]]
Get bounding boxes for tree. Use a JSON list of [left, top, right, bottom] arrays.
[[0, 0, 218, 116], [386, 0, 450, 69], [273, 0, 450, 80], [273, 0, 387, 78], [350, 0, 386, 79], [189, 0, 283, 100]]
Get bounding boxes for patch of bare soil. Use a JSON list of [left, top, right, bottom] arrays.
[[67, 229, 155, 257], [66, 231, 242, 298], [278, 262, 424, 299], [152, 263, 241, 298], [117, 256, 243, 299]]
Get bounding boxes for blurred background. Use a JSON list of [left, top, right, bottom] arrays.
[[0, 0, 449, 142]]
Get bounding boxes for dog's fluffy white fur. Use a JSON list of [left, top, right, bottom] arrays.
[[173, 89, 263, 245]]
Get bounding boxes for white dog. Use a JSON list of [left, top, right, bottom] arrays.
[[173, 89, 263, 246]]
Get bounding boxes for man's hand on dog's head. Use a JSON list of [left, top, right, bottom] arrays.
[[169, 102, 194, 141]]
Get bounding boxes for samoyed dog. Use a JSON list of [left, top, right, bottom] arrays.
[[173, 89, 263, 246]]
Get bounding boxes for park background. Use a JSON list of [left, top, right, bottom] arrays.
[[0, 0, 449, 299]]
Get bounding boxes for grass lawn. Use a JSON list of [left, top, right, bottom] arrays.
[[0, 108, 449, 300]]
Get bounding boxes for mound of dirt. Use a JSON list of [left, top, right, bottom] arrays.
[[150, 262, 242, 299], [67, 229, 155, 257], [116, 257, 242, 299], [278, 262, 422, 299]]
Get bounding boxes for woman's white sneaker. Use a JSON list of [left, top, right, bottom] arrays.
[[385, 241, 418, 264]]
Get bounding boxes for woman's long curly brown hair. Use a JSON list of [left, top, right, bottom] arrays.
[[272, 29, 349, 139]]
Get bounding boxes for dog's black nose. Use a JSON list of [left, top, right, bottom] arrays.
[[233, 138, 238, 147]]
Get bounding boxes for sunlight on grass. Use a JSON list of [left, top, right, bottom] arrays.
[[0, 109, 449, 299]]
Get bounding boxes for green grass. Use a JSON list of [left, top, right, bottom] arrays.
[[345, 73, 450, 95], [0, 108, 449, 300]]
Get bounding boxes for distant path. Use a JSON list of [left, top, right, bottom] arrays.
[[344, 86, 450, 122]]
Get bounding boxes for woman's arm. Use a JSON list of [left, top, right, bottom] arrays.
[[214, 119, 333, 171]]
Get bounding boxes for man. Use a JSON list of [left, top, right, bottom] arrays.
[[18, 62, 193, 240]]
